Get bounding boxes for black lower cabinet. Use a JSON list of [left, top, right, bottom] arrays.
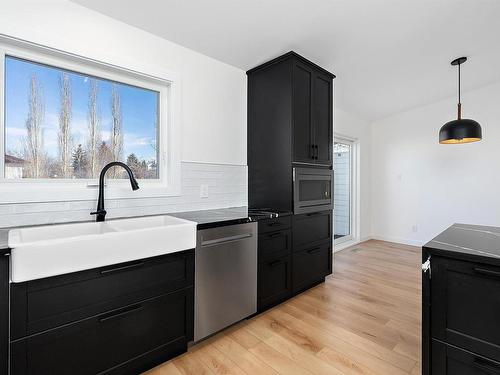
[[292, 241, 331, 294], [12, 288, 193, 375], [257, 255, 292, 312], [257, 212, 332, 313], [10, 250, 195, 375], [432, 340, 500, 375], [11, 250, 193, 340], [0, 250, 9, 375]]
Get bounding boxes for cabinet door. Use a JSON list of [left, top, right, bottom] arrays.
[[313, 72, 332, 165], [11, 288, 193, 375], [258, 255, 292, 312], [431, 257, 500, 362], [293, 61, 315, 163], [293, 211, 332, 251], [258, 216, 292, 234], [432, 339, 500, 375], [11, 250, 194, 340], [258, 229, 292, 262], [292, 242, 331, 293]]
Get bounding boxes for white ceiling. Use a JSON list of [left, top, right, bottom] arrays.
[[71, 0, 500, 121]]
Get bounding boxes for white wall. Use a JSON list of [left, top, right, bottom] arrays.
[[0, 0, 247, 227], [335, 108, 372, 243], [371, 81, 500, 246], [1, 0, 246, 165]]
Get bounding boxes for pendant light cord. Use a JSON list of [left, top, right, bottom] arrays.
[[457, 61, 462, 119], [458, 62, 461, 104]]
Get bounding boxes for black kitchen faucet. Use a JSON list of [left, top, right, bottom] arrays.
[[91, 162, 139, 222]]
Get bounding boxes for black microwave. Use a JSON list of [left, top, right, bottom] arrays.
[[293, 167, 333, 214]]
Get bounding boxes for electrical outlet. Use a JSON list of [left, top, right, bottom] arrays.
[[412, 225, 418, 233], [200, 184, 209, 198]]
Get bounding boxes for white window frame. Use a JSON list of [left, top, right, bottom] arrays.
[[0, 35, 181, 204]]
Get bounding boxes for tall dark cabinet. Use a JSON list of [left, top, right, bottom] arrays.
[[248, 52, 335, 312], [247, 51, 335, 211]]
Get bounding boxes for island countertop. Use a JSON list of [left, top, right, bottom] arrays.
[[423, 223, 500, 266]]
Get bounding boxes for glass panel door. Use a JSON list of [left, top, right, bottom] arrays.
[[334, 140, 352, 244]]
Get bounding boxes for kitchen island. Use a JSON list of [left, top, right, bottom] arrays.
[[423, 223, 500, 374]]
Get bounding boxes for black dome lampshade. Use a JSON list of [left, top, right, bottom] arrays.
[[439, 57, 482, 144]]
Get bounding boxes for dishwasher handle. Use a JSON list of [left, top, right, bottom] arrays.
[[201, 233, 253, 247]]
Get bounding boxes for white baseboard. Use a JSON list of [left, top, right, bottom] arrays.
[[333, 235, 425, 253], [369, 235, 425, 247], [334, 237, 365, 252]]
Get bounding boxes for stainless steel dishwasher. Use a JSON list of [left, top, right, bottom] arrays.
[[194, 222, 257, 342]]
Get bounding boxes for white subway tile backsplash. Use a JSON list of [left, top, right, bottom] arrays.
[[0, 162, 248, 228]]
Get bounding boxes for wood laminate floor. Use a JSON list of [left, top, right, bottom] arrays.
[[145, 240, 422, 375]]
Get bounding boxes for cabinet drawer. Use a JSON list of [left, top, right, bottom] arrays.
[[432, 339, 500, 375], [257, 255, 292, 312], [11, 287, 193, 375], [258, 216, 291, 234], [292, 242, 331, 293], [293, 211, 331, 251], [258, 229, 292, 261], [431, 257, 500, 362], [11, 250, 194, 340]]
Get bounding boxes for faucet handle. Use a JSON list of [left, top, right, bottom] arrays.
[[90, 209, 107, 216]]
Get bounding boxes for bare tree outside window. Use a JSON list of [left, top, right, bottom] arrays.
[[58, 72, 73, 178], [24, 75, 45, 178], [110, 84, 123, 178], [87, 79, 101, 178]]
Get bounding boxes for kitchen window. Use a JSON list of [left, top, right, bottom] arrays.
[[0, 37, 180, 203]]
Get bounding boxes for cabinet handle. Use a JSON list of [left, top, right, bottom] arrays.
[[422, 256, 431, 279], [269, 260, 284, 267], [306, 212, 322, 217], [473, 356, 500, 374], [314, 145, 319, 160], [269, 222, 282, 227], [100, 261, 145, 275], [269, 232, 282, 238], [99, 304, 143, 323], [307, 247, 321, 254], [474, 267, 500, 279], [201, 233, 253, 247]]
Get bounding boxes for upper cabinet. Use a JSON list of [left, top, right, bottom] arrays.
[[292, 61, 314, 163], [292, 60, 333, 165], [312, 72, 333, 165]]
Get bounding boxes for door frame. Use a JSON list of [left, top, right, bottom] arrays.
[[333, 135, 359, 251]]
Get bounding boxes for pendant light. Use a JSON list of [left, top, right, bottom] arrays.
[[439, 57, 482, 144]]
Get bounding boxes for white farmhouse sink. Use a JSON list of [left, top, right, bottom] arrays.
[[8, 215, 197, 283]]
